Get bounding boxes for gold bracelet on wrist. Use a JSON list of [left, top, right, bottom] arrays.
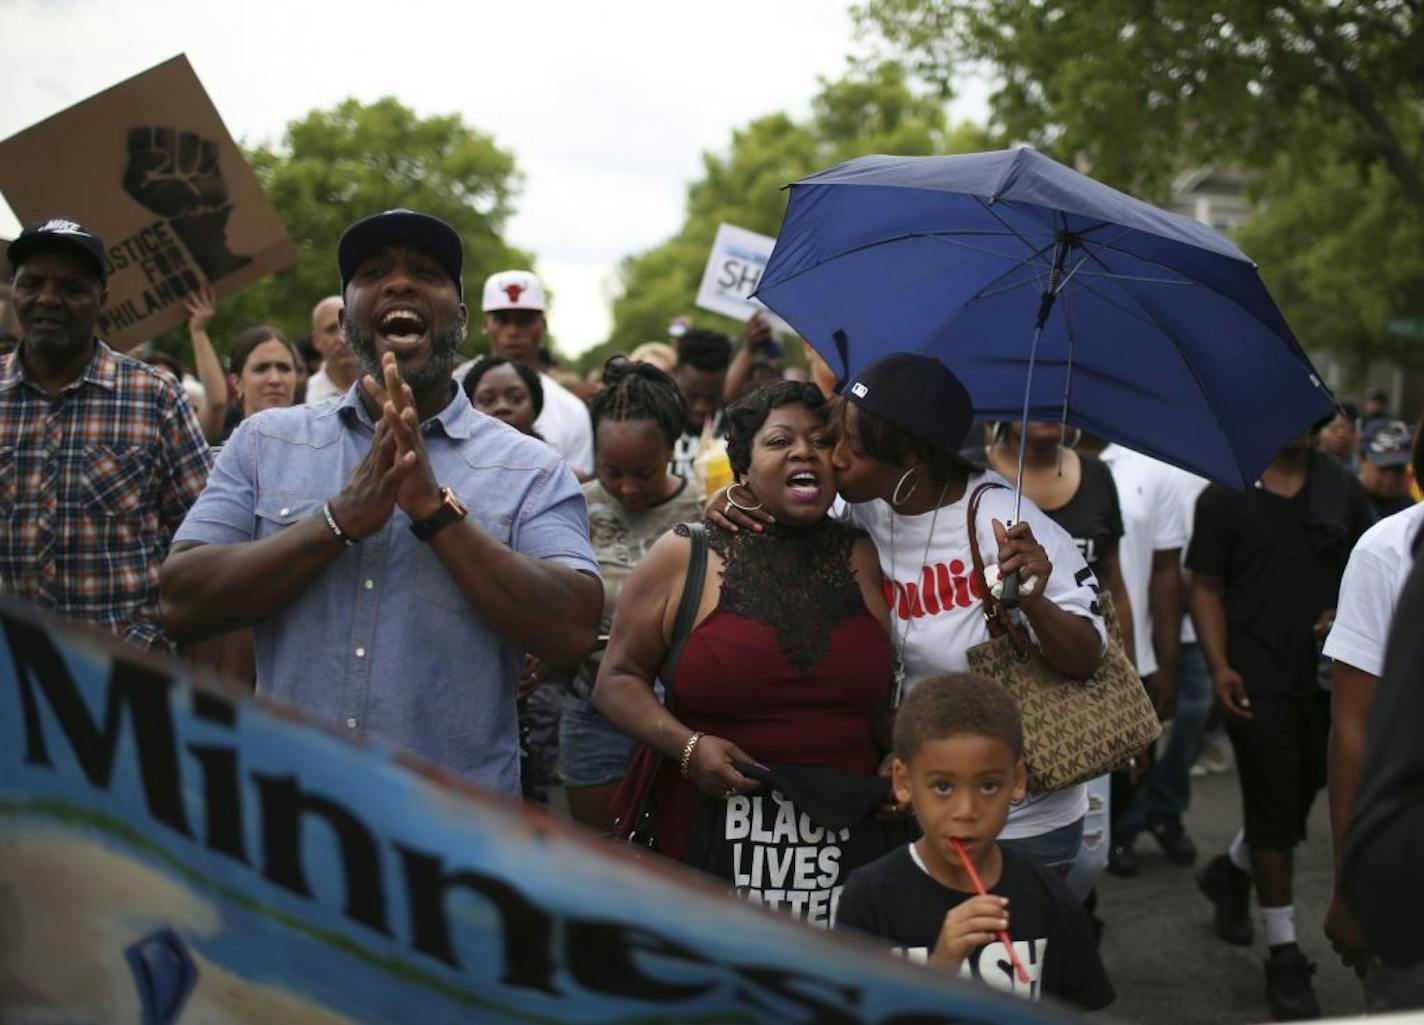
[[679, 731, 704, 778]]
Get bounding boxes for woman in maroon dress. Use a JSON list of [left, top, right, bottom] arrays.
[[595, 382, 896, 923]]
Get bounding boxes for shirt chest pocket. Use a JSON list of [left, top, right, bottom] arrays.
[[82, 445, 154, 518], [254, 493, 324, 540]]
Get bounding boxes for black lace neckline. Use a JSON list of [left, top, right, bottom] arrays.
[[677, 518, 867, 673]]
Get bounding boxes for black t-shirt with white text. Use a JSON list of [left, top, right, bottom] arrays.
[[1042, 453, 1123, 574], [835, 844, 1114, 1011]]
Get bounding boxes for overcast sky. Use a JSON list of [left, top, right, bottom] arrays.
[[1, 0, 987, 353]]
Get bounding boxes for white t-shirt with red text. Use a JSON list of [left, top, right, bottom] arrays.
[[843, 470, 1106, 839]]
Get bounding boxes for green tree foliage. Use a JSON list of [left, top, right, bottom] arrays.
[[856, 0, 1424, 366], [583, 62, 989, 372], [1239, 140, 1424, 370], [857, 0, 1422, 205], [163, 98, 529, 360]]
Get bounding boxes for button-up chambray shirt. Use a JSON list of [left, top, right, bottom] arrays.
[[173, 385, 599, 794]]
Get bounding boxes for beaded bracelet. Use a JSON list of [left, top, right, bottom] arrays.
[[679, 731, 704, 778]]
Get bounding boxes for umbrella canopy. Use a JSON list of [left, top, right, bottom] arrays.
[[756, 148, 1336, 488]]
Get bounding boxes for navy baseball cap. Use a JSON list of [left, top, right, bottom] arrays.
[[8, 218, 108, 285], [1362, 419, 1413, 467], [338, 209, 463, 298], [842, 353, 975, 457]]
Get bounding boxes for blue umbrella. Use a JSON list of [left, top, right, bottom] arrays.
[[756, 148, 1336, 495]]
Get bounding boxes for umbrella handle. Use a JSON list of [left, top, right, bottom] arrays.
[[1000, 569, 1022, 610]]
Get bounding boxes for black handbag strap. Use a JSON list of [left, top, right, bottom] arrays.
[[661, 521, 708, 712], [622, 522, 709, 846]]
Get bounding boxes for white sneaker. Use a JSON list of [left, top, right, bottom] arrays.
[[1193, 738, 1232, 776]]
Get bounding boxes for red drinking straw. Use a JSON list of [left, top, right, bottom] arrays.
[[950, 838, 1031, 984]]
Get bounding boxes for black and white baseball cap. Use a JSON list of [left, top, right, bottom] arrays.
[[7, 218, 108, 284], [843, 352, 975, 457], [1362, 419, 1413, 468]]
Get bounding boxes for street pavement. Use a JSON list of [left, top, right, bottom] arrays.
[[1096, 766, 1365, 1024]]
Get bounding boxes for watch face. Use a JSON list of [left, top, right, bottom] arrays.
[[445, 489, 469, 517]]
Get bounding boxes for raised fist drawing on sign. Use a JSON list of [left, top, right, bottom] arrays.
[[122, 127, 251, 280]]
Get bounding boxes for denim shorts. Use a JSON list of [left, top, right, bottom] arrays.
[[998, 816, 1086, 878], [558, 689, 636, 788]]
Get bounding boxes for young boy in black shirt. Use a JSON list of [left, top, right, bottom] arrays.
[[835, 673, 1114, 1011]]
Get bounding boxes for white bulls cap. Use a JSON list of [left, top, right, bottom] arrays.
[[482, 270, 547, 312]]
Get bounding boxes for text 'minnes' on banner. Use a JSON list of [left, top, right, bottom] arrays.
[[0, 55, 297, 351], [0, 598, 1077, 1025]]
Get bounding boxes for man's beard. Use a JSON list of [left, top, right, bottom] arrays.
[[345, 320, 462, 395]]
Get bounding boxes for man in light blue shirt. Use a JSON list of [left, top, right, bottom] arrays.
[[161, 210, 602, 794]]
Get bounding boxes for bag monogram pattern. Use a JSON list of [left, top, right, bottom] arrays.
[[962, 483, 1161, 793]]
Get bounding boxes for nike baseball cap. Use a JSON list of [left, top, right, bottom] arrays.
[[338, 209, 464, 298], [482, 270, 547, 313], [8, 218, 108, 285]]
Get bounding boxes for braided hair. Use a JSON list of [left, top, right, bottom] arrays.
[[590, 355, 687, 448]]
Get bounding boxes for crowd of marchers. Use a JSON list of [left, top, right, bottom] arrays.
[[4, 211, 1422, 1021]]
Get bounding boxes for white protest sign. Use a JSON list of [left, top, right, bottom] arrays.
[[694, 223, 794, 334]]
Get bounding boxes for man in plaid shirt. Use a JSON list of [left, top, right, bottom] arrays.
[[1, 219, 212, 648]]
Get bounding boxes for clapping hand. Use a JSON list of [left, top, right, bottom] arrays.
[[361, 352, 443, 522]]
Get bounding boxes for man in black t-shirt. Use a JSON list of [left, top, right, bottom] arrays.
[[835, 673, 1114, 1012], [1188, 433, 1373, 1021]]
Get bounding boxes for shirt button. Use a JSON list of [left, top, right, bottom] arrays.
[[279, 506, 290, 516], [355, 647, 366, 658], [364, 579, 375, 590], [346, 717, 357, 729]]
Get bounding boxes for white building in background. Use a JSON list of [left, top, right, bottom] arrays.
[[1164, 167, 1253, 235]]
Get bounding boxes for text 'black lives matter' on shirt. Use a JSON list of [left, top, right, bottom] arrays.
[[689, 768, 912, 930], [835, 844, 1114, 1011]]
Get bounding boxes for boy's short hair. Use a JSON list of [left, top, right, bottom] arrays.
[[894, 673, 1024, 762]]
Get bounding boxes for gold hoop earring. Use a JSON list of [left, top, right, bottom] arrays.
[[891, 467, 920, 507], [726, 482, 765, 513]]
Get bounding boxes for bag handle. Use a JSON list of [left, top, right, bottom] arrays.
[[966, 483, 1032, 656], [661, 520, 708, 713]]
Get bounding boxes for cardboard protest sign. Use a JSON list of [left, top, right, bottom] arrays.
[[695, 222, 795, 333], [0, 597, 1080, 1024], [0, 55, 297, 350]]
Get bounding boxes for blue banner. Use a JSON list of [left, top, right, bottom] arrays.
[[0, 599, 1078, 1024]]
